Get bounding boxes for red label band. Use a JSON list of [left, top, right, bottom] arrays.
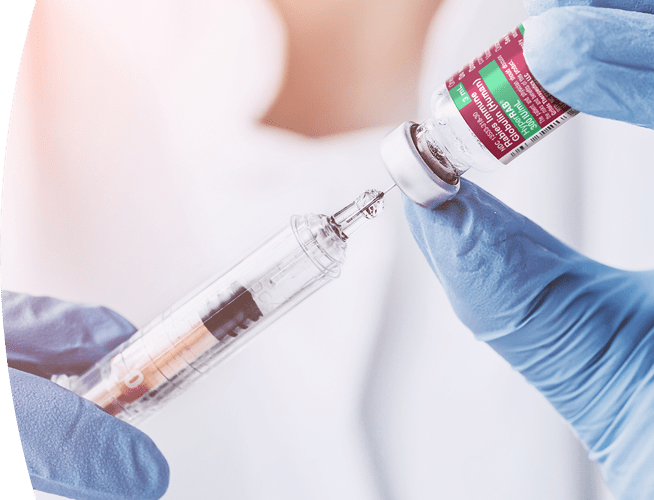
[[446, 25, 577, 164]]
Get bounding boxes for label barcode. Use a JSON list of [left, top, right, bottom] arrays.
[[504, 109, 579, 162]]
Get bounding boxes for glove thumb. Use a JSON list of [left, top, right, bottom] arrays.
[[403, 179, 654, 497]]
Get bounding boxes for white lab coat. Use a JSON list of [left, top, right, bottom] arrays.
[[5, 0, 650, 498]]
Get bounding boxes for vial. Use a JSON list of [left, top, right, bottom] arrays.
[[381, 24, 579, 208]]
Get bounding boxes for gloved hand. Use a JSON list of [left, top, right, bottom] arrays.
[[404, 180, 654, 499], [522, 0, 654, 128], [2, 291, 169, 500]]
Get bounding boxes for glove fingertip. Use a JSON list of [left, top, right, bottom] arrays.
[[87, 304, 138, 352], [31, 421, 170, 500], [83, 406, 170, 500], [522, 13, 586, 99], [127, 427, 170, 500], [524, 0, 559, 16]]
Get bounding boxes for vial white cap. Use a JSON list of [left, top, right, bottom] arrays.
[[380, 122, 459, 209]]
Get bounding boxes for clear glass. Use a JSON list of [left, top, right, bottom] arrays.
[[56, 190, 385, 423], [413, 84, 500, 183]]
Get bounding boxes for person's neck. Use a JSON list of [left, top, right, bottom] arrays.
[[262, 0, 443, 137]]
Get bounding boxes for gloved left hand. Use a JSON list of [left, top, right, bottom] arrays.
[[3, 291, 169, 500], [404, 180, 654, 499]]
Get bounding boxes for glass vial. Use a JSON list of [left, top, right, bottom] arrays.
[[381, 24, 579, 208]]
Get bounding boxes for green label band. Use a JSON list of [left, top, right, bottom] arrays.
[[478, 60, 541, 139], [448, 82, 472, 111]]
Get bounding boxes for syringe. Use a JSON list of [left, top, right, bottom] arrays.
[[53, 188, 388, 423]]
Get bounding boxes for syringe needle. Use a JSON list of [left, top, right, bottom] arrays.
[[383, 183, 397, 195], [330, 189, 385, 240]]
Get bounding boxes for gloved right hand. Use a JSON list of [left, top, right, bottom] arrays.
[[404, 180, 654, 499], [3, 291, 169, 500], [523, 0, 654, 128]]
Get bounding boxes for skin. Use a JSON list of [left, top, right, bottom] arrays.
[[262, 0, 444, 136]]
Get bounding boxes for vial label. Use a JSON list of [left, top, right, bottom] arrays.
[[446, 24, 579, 164]]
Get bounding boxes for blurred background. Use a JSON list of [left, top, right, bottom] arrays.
[[4, 0, 652, 498]]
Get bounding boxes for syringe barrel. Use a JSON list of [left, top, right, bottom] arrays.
[[65, 213, 347, 423]]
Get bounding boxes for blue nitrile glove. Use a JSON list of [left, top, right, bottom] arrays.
[[2, 291, 169, 500], [403, 180, 654, 499], [522, 0, 654, 128]]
